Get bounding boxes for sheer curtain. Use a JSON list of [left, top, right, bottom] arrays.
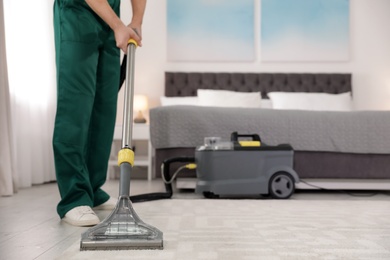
[[2, 0, 56, 195], [0, 0, 17, 196]]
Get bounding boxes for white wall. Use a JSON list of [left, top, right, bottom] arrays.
[[118, 0, 390, 123]]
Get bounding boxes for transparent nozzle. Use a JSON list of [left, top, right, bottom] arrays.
[[80, 196, 163, 250]]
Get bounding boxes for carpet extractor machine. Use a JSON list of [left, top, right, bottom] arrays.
[[161, 132, 299, 200], [194, 132, 299, 199], [80, 40, 163, 251]]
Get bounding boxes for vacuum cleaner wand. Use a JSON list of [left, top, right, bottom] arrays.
[[80, 40, 163, 251]]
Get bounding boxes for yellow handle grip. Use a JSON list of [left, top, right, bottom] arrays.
[[128, 39, 138, 47]]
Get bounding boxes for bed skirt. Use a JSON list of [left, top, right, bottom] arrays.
[[154, 148, 390, 179]]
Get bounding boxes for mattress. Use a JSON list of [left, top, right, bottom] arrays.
[[150, 106, 390, 154]]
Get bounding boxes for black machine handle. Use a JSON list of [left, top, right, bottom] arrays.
[[230, 132, 261, 142]]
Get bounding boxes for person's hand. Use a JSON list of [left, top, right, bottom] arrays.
[[114, 24, 141, 53], [129, 22, 142, 46]]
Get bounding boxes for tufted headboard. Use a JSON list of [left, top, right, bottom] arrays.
[[165, 72, 352, 99]]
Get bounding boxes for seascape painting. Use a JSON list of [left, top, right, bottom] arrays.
[[261, 0, 350, 61], [167, 0, 255, 62]]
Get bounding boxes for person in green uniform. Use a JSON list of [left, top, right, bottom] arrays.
[[52, 0, 146, 226]]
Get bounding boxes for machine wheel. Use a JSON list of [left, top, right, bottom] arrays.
[[269, 172, 295, 199], [203, 192, 219, 199]]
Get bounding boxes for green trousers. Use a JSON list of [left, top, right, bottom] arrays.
[[53, 0, 120, 218]]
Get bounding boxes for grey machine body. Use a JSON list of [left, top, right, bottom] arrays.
[[195, 137, 299, 199]]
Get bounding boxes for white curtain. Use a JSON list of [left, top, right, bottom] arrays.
[[1, 0, 56, 195], [0, 0, 17, 196]]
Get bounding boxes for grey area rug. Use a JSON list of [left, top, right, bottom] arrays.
[[58, 199, 390, 260]]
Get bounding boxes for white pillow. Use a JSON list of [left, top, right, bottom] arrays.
[[160, 96, 199, 106], [261, 99, 273, 109], [197, 89, 261, 108], [268, 92, 352, 111]]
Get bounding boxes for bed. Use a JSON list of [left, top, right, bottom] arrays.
[[149, 72, 390, 188]]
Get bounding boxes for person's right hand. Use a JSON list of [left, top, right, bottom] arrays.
[[114, 25, 141, 53], [129, 23, 142, 44]]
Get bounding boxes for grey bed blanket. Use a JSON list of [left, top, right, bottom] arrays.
[[150, 106, 390, 154]]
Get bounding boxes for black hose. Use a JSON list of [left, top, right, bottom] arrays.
[[130, 156, 195, 203], [119, 46, 196, 202], [130, 191, 172, 203], [119, 55, 127, 91]]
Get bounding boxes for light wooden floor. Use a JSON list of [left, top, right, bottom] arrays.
[[0, 180, 167, 260], [0, 180, 389, 260]]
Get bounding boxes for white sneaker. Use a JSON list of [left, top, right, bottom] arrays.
[[94, 197, 117, 211], [62, 206, 100, 227]]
